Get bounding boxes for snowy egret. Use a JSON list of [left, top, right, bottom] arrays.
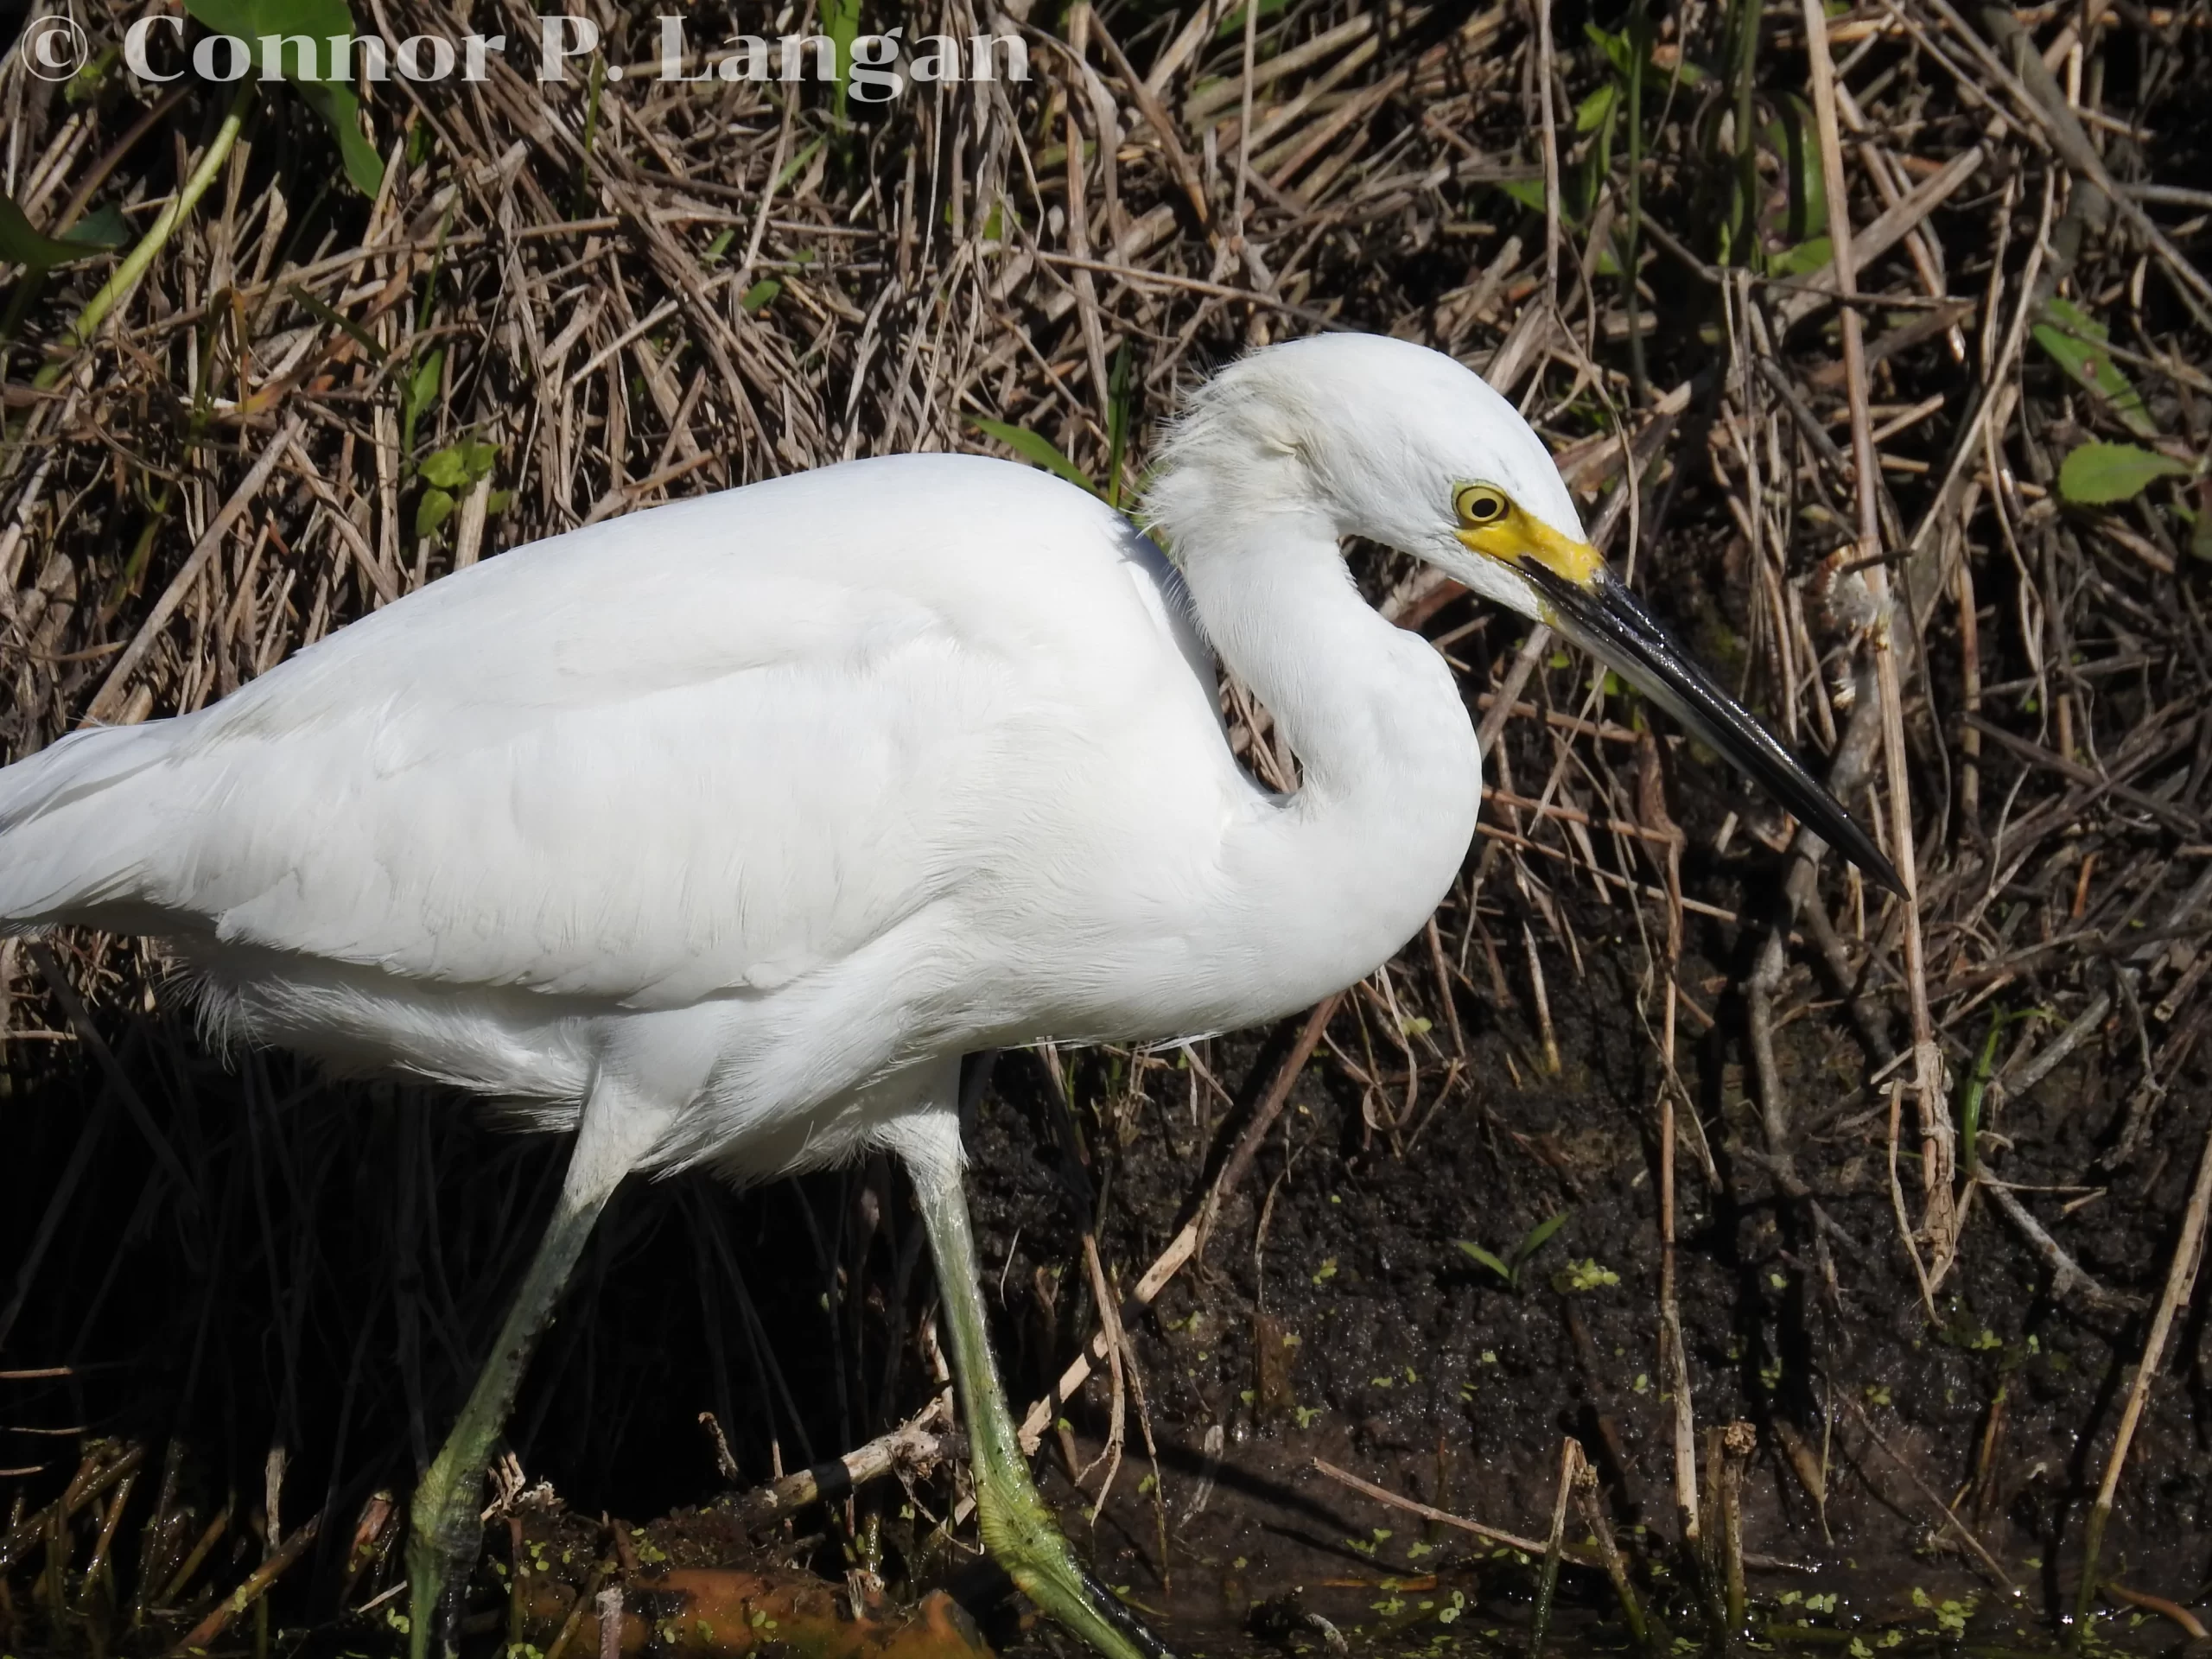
[[0, 333, 1897, 1659]]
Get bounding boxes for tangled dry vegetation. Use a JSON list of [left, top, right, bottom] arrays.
[[5, 0, 2212, 1649]]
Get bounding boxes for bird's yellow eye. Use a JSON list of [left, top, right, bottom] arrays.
[[1455, 485, 1510, 526]]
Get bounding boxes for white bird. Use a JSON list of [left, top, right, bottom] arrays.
[[0, 334, 1896, 1659]]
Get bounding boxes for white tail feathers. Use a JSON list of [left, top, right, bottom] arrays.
[[0, 720, 179, 928]]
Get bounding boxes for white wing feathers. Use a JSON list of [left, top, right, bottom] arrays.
[[0, 455, 1214, 1013]]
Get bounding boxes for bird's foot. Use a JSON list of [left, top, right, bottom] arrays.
[[404, 1451, 486, 1659], [978, 1484, 1177, 1659], [1007, 1557, 1178, 1659]]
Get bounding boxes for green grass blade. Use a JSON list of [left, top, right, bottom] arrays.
[[1453, 1240, 1516, 1284], [1515, 1210, 1573, 1266], [969, 416, 1099, 496]]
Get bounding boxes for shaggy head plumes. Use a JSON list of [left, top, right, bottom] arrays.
[[1144, 333, 1587, 621]]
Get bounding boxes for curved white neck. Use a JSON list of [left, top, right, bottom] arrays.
[[1178, 512, 1483, 1014]]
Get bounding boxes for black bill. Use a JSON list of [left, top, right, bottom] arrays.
[[1519, 557, 1904, 895]]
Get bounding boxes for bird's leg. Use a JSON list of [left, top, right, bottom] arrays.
[[404, 1196, 601, 1659], [407, 1093, 667, 1659], [910, 1156, 1177, 1659]]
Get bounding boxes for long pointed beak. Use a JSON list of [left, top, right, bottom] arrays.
[[1515, 556, 1904, 895]]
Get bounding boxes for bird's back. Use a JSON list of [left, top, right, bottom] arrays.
[[0, 455, 1239, 1118]]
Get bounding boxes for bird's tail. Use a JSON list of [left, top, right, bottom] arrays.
[[0, 720, 181, 929]]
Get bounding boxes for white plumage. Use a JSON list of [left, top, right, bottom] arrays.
[[0, 334, 1890, 1659], [6, 461, 1171, 1154], [0, 338, 1581, 1179]]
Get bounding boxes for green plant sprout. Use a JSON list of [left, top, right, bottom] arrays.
[[1454, 1210, 1570, 1291]]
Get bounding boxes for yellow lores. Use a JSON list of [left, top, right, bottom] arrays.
[[1451, 481, 1603, 591]]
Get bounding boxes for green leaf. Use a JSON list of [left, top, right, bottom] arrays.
[[740, 278, 781, 314], [296, 81, 385, 199], [1454, 1241, 1516, 1283], [410, 355, 441, 410], [1574, 81, 1618, 135], [183, 0, 384, 195], [701, 227, 736, 267], [1514, 1210, 1573, 1266], [772, 139, 825, 196], [1552, 1257, 1621, 1294], [1497, 177, 1548, 213], [2056, 442, 2190, 505], [414, 486, 455, 539], [401, 346, 444, 465], [405, 348, 444, 424], [968, 416, 1098, 496], [64, 42, 120, 104], [0, 193, 124, 271], [1584, 21, 1635, 76], [422, 439, 499, 489], [1768, 235, 1833, 278], [61, 204, 128, 251], [820, 0, 861, 123], [1766, 96, 1827, 245], [2044, 295, 2102, 336], [2032, 297, 2158, 439]]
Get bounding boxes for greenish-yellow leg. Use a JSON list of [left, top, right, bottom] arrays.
[[406, 1165, 621, 1659], [912, 1161, 1176, 1659]]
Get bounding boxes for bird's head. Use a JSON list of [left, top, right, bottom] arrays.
[[1147, 332, 1902, 893]]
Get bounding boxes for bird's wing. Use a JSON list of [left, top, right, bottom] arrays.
[[2, 456, 1217, 1009]]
